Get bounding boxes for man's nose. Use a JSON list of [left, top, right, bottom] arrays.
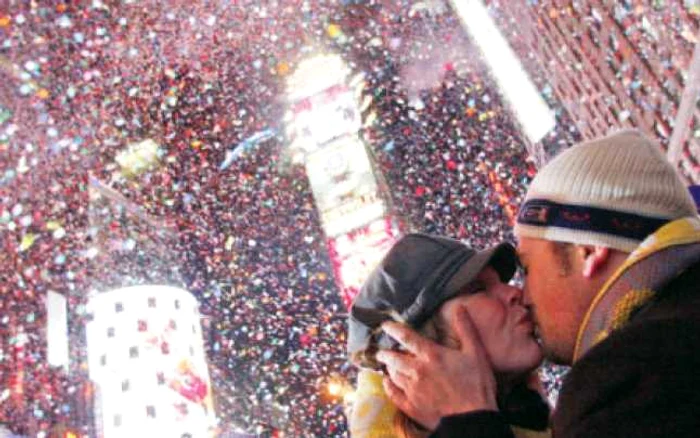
[[521, 285, 533, 306]]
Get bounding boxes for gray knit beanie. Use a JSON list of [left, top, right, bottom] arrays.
[[515, 129, 697, 252]]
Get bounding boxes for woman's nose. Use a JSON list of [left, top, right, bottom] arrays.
[[501, 285, 524, 306]]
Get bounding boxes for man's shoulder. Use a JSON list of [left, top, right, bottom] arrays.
[[576, 266, 700, 370], [554, 318, 700, 435], [551, 263, 700, 436], [599, 259, 700, 352], [573, 315, 700, 374], [554, 297, 700, 436]]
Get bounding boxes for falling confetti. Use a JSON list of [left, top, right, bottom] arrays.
[[0, 0, 693, 436], [19, 233, 38, 252]]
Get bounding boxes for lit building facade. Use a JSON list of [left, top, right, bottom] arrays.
[[86, 285, 215, 438], [487, 0, 700, 182], [286, 54, 404, 307]]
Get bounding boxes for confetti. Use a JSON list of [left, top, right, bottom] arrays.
[[19, 83, 33, 95], [0, 107, 12, 124], [0, 1, 692, 436], [52, 227, 66, 239], [11, 203, 23, 217], [56, 15, 72, 28], [19, 233, 38, 251], [36, 88, 50, 99]]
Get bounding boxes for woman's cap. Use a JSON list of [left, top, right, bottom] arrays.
[[347, 233, 517, 368]]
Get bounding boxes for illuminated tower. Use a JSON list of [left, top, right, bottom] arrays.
[[285, 54, 404, 307]]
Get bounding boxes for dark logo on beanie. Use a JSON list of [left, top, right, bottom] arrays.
[[611, 218, 644, 232], [519, 204, 549, 224], [562, 210, 590, 222], [518, 198, 670, 241]]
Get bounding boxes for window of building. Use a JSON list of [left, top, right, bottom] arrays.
[[189, 346, 195, 357], [115, 302, 124, 313], [157, 372, 165, 385], [161, 342, 170, 355], [169, 319, 177, 330], [129, 346, 139, 358], [137, 320, 147, 332], [107, 327, 115, 338], [122, 380, 130, 392], [114, 414, 122, 427], [174, 299, 180, 310], [100, 355, 107, 366], [175, 403, 189, 417], [148, 297, 156, 308], [146, 406, 156, 418]]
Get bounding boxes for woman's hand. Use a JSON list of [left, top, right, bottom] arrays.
[[376, 307, 499, 426]]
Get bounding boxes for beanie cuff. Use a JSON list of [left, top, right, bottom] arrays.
[[514, 223, 641, 253]]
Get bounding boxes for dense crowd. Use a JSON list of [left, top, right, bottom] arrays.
[[2, 0, 691, 436]]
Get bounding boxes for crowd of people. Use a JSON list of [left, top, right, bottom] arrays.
[[1, 0, 692, 437]]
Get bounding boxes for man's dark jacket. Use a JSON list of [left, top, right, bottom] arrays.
[[433, 261, 700, 438]]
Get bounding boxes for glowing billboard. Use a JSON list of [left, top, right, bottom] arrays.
[[86, 285, 215, 438], [287, 53, 404, 308], [450, 0, 555, 143], [305, 136, 387, 237], [289, 84, 362, 151], [327, 218, 402, 307]]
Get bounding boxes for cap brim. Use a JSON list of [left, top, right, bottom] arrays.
[[441, 242, 517, 302]]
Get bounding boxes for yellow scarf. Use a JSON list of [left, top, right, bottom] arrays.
[[349, 369, 399, 438], [574, 216, 700, 361], [348, 370, 552, 438]]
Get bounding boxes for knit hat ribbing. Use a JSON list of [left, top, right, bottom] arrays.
[[514, 129, 697, 252]]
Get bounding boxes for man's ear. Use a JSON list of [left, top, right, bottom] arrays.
[[579, 245, 610, 278]]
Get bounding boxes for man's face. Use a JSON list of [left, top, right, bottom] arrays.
[[516, 237, 593, 365]]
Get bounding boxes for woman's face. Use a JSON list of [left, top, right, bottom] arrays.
[[438, 266, 543, 374]]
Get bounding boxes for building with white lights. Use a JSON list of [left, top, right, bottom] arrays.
[[86, 285, 215, 438]]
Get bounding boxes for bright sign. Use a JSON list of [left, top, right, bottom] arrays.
[[327, 218, 402, 307], [305, 136, 386, 237]]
